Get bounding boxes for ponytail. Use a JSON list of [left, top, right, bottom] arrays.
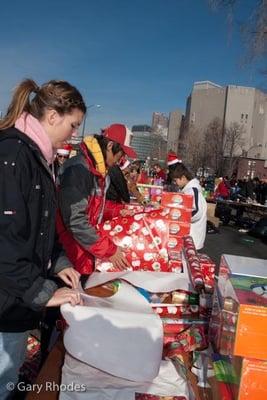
[[0, 79, 38, 130], [0, 79, 86, 131]]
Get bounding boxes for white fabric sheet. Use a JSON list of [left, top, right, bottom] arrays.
[[85, 268, 192, 293], [61, 282, 163, 382], [59, 354, 189, 400]]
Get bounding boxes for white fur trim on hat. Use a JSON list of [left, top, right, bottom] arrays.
[[57, 149, 70, 156], [120, 159, 131, 170], [168, 159, 180, 166]]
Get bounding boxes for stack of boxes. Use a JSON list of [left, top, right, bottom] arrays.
[[209, 254, 267, 399], [93, 191, 219, 398], [136, 183, 164, 204]]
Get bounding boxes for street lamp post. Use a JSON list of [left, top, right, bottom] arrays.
[[81, 104, 101, 138]]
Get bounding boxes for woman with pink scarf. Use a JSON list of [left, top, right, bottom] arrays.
[[0, 79, 85, 398]]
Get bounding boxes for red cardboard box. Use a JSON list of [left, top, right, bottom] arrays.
[[161, 192, 193, 209]]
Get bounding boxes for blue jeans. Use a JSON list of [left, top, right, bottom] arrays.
[[0, 331, 29, 399]]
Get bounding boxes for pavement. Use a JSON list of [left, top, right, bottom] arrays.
[[201, 224, 267, 267]]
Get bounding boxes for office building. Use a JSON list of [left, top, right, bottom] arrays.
[[131, 125, 167, 162], [183, 81, 267, 159], [167, 109, 183, 152]]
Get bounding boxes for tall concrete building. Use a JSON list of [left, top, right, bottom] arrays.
[[184, 81, 226, 133], [131, 125, 167, 162], [151, 112, 169, 138], [183, 81, 267, 159], [167, 109, 183, 152]]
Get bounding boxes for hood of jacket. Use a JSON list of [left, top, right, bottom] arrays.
[[182, 178, 202, 193]]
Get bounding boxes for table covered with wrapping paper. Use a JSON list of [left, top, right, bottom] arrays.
[[26, 276, 214, 400]]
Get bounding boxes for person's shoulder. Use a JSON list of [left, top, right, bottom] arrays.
[[0, 128, 33, 159]]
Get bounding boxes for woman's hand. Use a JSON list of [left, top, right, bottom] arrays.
[[57, 267, 80, 289], [108, 247, 131, 271], [46, 287, 83, 307]]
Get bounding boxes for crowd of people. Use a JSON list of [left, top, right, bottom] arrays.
[[200, 175, 267, 205]]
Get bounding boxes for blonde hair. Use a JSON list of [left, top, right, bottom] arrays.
[[0, 79, 86, 130]]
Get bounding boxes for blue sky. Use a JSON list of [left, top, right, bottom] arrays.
[[0, 0, 263, 133]]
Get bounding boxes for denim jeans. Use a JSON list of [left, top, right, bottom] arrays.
[[0, 331, 29, 399]]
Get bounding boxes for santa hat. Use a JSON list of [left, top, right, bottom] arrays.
[[119, 156, 131, 171], [167, 151, 182, 166], [57, 144, 73, 156]]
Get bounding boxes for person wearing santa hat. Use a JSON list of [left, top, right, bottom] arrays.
[[165, 151, 182, 192], [167, 151, 182, 167], [54, 144, 73, 178]]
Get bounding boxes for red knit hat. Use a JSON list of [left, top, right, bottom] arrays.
[[167, 151, 182, 166]]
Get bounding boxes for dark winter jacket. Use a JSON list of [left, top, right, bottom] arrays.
[[104, 165, 130, 220], [56, 142, 117, 275], [0, 128, 68, 332]]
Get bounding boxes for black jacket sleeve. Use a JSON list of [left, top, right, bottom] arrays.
[[0, 147, 57, 317], [106, 166, 130, 203]]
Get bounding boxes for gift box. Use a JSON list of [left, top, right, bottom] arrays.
[[137, 184, 163, 204], [124, 203, 145, 214], [96, 212, 169, 272], [238, 358, 267, 400], [168, 259, 183, 273], [167, 236, 184, 252], [161, 192, 193, 209], [219, 254, 267, 280], [212, 354, 267, 400], [163, 325, 208, 357], [168, 222, 191, 238], [159, 206, 192, 224], [162, 319, 207, 335], [210, 275, 267, 360], [217, 254, 267, 360]]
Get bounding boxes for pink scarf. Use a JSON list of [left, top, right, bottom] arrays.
[[15, 112, 54, 164]]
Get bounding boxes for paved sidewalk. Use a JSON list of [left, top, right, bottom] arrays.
[[201, 224, 267, 266]]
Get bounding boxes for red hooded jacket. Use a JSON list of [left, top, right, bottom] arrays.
[[56, 142, 117, 275]]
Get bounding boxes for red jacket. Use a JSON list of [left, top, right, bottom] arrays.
[[215, 181, 230, 199], [56, 143, 116, 275]]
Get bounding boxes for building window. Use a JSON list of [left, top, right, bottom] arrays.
[[241, 113, 244, 119], [245, 114, 248, 119]]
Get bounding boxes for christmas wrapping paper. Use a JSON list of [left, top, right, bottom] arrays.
[[161, 192, 193, 209], [96, 212, 169, 272]]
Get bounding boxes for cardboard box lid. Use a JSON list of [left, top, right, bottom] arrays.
[[222, 254, 267, 278]]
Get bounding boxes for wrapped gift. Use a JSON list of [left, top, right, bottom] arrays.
[[168, 259, 183, 273], [163, 325, 208, 358], [96, 212, 169, 272], [168, 223, 191, 238], [161, 192, 193, 209], [137, 184, 163, 204], [162, 319, 207, 335], [160, 206, 192, 223], [124, 203, 145, 214]]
